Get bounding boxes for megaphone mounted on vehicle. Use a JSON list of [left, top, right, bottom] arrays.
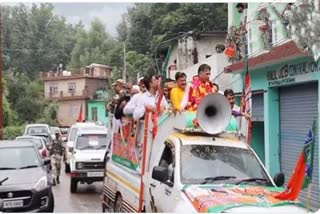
[[174, 93, 231, 135], [196, 93, 231, 134]]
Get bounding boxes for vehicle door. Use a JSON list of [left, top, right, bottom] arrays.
[[148, 140, 176, 212]]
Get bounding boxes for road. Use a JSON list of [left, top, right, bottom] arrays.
[[52, 165, 103, 213]]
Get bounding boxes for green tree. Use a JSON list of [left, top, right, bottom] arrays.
[[69, 18, 115, 69]]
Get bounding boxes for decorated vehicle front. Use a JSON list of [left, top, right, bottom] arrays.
[[171, 135, 308, 213]]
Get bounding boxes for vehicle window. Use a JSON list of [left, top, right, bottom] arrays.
[[75, 134, 107, 150], [180, 145, 269, 185], [69, 128, 77, 141], [15, 138, 43, 150], [158, 141, 175, 183], [26, 126, 48, 134], [50, 127, 60, 135], [0, 147, 41, 169]]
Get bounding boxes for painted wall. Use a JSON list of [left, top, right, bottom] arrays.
[[251, 122, 265, 164], [87, 101, 108, 125]]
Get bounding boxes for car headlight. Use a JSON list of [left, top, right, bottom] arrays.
[[76, 162, 83, 169], [34, 176, 48, 192]]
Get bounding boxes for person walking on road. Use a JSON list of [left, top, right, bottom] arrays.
[[50, 132, 65, 185]]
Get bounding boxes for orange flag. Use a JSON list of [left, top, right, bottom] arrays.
[[76, 104, 83, 122]]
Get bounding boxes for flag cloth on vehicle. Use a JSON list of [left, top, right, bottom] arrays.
[[244, 71, 252, 144], [274, 120, 316, 200]]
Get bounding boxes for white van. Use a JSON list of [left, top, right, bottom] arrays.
[[69, 125, 108, 193], [64, 122, 96, 173]]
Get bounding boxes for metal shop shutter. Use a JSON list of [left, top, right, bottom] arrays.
[[251, 93, 264, 122], [279, 83, 319, 210]]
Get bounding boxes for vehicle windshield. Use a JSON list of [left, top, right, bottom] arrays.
[[26, 126, 48, 134], [15, 138, 43, 150], [60, 128, 69, 135], [180, 145, 270, 185], [50, 127, 60, 135], [0, 147, 41, 169], [75, 134, 107, 150]]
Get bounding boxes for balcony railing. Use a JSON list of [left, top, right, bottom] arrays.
[[47, 89, 90, 100]]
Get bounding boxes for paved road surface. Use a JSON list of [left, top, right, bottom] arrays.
[[52, 165, 103, 213]]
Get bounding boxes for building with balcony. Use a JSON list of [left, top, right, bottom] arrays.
[[157, 31, 238, 92], [39, 63, 111, 126], [224, 2, 319, 210]]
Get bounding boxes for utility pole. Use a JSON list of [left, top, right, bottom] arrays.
[[123, 43, 126, 82], [0, 6, 3, 140]]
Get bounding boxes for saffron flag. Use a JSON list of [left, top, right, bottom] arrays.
[[244, 71, 252, 144], [76, 104, 83, 122], [274, 120, 316, 201]]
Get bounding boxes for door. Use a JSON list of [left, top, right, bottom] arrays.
[[148, 141, 176, 212], [279, 83, 319, 210], [92, 107, 98, 121]]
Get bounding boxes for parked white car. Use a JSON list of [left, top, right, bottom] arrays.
[[69, 125, 108, 193], [15, 136, 49, 159], [24, 124, 50, 135]]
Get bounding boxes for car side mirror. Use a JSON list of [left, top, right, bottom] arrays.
[[44, 159, 51, 166], [273, 172, 285, 186], [69, 147, 74, 153], [152, 166, 168, 183]]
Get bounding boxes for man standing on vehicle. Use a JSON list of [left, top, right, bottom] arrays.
[[50, 132, 65, 185]]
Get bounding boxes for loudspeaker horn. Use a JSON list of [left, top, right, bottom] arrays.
[[196, 93, 231, 134]]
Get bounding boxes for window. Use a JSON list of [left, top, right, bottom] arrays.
[[158, 141, 175, 183], [68, 82, 76, 92], [206, 55, 212, 58], [49, 85, 58, 94], [92, 107, 98, 121]]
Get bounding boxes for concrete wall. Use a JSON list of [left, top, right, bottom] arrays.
[[44, 79, 86, 98], [57, 100, 87, 126], [84, 79, 107, 98]]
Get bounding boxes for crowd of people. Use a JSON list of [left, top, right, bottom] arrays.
[[107, 63, 250, 126]]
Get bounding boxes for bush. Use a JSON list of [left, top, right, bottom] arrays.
[[3, 126, 25, 140]]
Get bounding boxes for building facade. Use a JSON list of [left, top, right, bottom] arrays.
[[158, 32, 240, 92], [40, 63, 111, 126], [225, 2, 319, 210], [87, 89, 109, 125]]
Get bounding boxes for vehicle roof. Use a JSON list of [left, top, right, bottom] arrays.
[[71, 122, 96, 128], [50, 127, 59, 129], [169, 132, 249, 149], [25, 124, 49, 127], [26, 133, 51, 137], [0, 140, 36, 148], [77, 126, 108, 135], [16, 136, 44, 140]]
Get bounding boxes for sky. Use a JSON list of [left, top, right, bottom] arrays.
[[3, 2, 134, 37]]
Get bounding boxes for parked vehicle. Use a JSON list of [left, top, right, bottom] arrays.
[[49, 127, 62, 141], [69, 125, 108, 193], [24, 124, 50, 135], [15, 136, 49, 159], [64, 122, 96, 173], [101, 93, 308, 213], [0, 141, 54, 212], [26, 133, 54, 150]]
